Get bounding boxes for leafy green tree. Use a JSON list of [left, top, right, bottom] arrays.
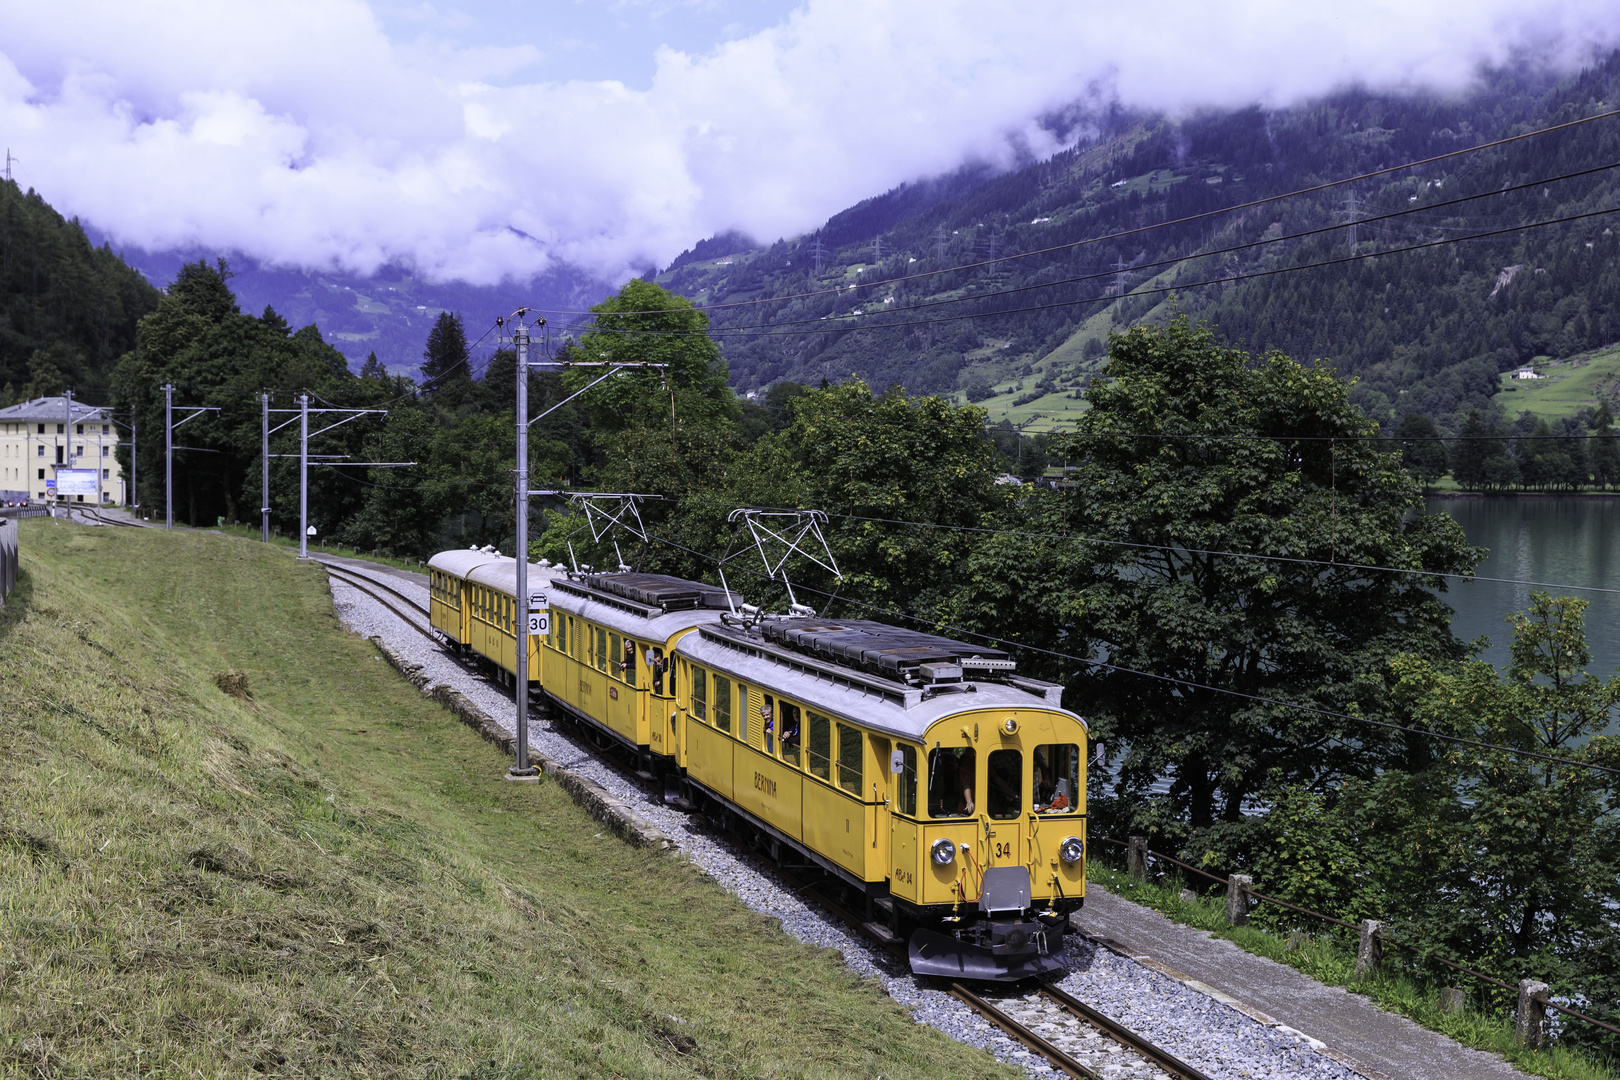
[[1590, 403, 1620, 489], [566, 280, 738, 435], [1382, 594, 1620, 1033], [1450, 411, 1490, 490], [1393, 412, 1448, 487], [1046, 318, 1481, 827]]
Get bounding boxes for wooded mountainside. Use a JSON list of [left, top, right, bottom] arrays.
[[654, 54, 1620, 434]]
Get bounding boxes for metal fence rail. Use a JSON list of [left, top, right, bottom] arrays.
[[0, 516, 15, 606]]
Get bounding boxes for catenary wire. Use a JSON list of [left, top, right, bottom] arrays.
[[574, 160, 1620, 336], [641, 529, 1620, 777], [566, 204, 1620, 340], [537, 106, 1620, 318]]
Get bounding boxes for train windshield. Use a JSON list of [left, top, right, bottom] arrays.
[[987, 749, 1021, 820], [927, 747, 976, 818], [1034, 744, 1080, 813]]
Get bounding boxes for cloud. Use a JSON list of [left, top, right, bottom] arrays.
[[1, 0, 1617, 287]]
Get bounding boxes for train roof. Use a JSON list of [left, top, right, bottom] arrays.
[[677, 621, 1081, 742], [546, 573, 736, 643], [762, 619, 1011, 678], [467, 557, 559, 596], [428, 549, 506, 577]]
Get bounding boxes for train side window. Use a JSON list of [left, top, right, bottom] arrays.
[[548, 609, 557, 649], [609, 633, 621, 679], [779, 702, 800, 765], [1034, 744, 1080, 813], [647, 647, 664, 694], [596, 628, 608, 672], [691, 664, 707, 721], [622, 638, 637, 687], [835, 723, 862, 795], [806, 713, 832, 781], [557, 614, 567, 654], [928, 747, 976, 817], [713, 675, 731, 733], [760, 695, 775, 754], [740, 686, 757, 746], [986, 749, 1022, 820], [897, 745, 918, 816]]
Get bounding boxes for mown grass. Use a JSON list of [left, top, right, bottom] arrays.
[[1087, 864, 1618, 1080], [0, 520, 1018, 1079]]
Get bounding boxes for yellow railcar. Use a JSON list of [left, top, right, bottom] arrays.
[[673, 618, 1086, 981], [427, 549, 503, 648], [541, 572, 738, 776], [426, 550, 552, 689]]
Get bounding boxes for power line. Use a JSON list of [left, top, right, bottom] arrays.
[[642, 530, 1620, 778], [570, 203, 1620, 340], [538, 106, 1620, 320]]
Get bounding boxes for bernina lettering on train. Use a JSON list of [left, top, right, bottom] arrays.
[[754, 772, 777, 797]]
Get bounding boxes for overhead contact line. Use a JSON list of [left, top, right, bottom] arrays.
[[536, 107, 1620, 320], [642, 531, 1620, 778]]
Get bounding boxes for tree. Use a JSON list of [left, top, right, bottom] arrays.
[[421, 311, 470, 392], [1450, 411, 1490, 490], [1590, 403, 1620, 489], [1382, 594, 1620, 1035], [1046, 318, 1481, 828], [566, 280, 738, 435], [1393, 412, 1447, 487]]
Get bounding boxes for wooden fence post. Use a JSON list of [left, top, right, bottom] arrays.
[[1355, 920, 1383, 979], [1516, 980, 1549, 1049], [1127, 836, 1148, 881], [1226, 873, 1251, 926]]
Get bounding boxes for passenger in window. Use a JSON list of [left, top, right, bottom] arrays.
[[927, 747, 976, 817], [779, 702, 800, 765], [647, 647, 665, 694], [760, 697, 774, 754]]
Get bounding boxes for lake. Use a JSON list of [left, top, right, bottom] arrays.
[[1426, 496, 1620, 676]]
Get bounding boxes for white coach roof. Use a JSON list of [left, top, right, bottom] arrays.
[[428, 549, 506, 578]]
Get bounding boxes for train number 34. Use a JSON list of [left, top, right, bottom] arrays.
[[994, 842, 1013, 859]]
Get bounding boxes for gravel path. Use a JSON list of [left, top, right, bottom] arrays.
[[324, 566, 1360, 1080]]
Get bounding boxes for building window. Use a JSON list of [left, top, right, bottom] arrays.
[[36, 445, 43, 457], [102, 468, 109, 479], [36, 424, 43, 434], [102, 424, 108, 435], [37, 468, 43, 480], [75, 424, 82, 435], [55, 424, 62, 434], [102, 446, 109, 457]]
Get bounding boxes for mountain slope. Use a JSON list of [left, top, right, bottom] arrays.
[[653, 57, 1620, 432]]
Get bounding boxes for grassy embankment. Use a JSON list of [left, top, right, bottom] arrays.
[[0, 521, 1017, 1079], [1086, 864, 1617, 1080]]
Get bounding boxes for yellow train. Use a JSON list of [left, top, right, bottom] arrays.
[[426, 552, 1088, 981]]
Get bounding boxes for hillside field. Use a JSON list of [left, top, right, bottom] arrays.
[[0, 521, 1016, 1080]]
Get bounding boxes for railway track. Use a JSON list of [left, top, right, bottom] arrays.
[[325, 558, 1217, 1080], [948, 980, 1214, 1080], [316, 560, 438, 643]]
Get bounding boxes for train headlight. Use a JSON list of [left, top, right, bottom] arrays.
[[931, 838, 957, 866], [1059, 836, 1084, 865]]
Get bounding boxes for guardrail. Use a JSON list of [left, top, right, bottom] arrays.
[[0, 516, 16, 606], [1097, 835, 1619, 1048]]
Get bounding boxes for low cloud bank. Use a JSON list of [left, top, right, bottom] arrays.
[[2, 0, 1616, 286]]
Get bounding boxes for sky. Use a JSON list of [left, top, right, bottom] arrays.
[[1, 0, 1619, 288]]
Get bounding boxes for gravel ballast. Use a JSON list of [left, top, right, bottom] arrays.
[[324, 566, 1361, 1080]]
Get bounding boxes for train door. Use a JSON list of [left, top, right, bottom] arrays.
[[982, 745, 1024, 872], [888, 743, 921, 906], [606, 631, 636, 741], [869, 735, 891, 885]]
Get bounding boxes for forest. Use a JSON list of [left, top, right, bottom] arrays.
[[653, 53, 1620, 441]]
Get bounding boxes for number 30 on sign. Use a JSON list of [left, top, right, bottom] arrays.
[[527, 612, 549, 636]]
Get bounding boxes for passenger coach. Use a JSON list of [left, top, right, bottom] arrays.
[[672, 618, 1087, 981]]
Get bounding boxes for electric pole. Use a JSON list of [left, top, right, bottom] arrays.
[[261, 392, 270, 543], [298, 393, 308, 557], [164, 384, 172, 529], [513, 323, 535, 778]]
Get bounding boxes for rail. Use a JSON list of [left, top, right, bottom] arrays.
[[318, 562, 438, 644], [1096, 835, 1620, 1039]]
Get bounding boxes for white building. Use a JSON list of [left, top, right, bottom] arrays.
[[1513, 366, 1541, 380], [0, 397, 125, 505]]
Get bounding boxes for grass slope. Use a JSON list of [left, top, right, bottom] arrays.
[[0, 522, 1016, 1080], [1494, 345, 1620, 421]]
